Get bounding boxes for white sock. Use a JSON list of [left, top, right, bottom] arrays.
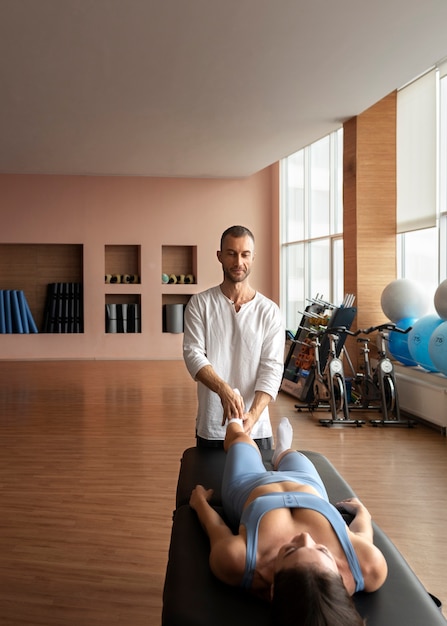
[[227, 417, 244, 428], [272, 417, 293, 466]]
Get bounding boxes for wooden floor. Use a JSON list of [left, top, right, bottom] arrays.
[[0, 360, 446, 625]]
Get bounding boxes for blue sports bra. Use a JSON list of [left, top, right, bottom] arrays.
[[239, 491, 365, 592]]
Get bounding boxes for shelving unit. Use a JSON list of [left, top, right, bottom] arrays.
[[161, 245, 198, 333], [281, 297, 357, 402], [104, 245, 141, 333], [102, 244, 198, 334], [0, 241, 201, 352]]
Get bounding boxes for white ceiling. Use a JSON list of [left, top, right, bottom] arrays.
[[1, 0, 447, 179]]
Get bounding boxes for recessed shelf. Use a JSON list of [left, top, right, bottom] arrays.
[[161, 285, 200, 299], [0, 244, 83, 332], [105, 245, 141, 283], [162, 293, 193, 306], [105, 294, 141, 333], [105, 283, 142, 294], [162, 245, 197, 284]]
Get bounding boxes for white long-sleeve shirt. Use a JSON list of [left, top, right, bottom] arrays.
[[183, 286, 285, 440]]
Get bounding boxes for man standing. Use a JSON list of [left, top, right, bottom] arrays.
[[183, 225, 285, 449]]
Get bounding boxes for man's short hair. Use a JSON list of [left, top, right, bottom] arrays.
[[220, 225, 255, 250]]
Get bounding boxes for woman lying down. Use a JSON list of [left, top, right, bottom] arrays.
[[189, 417, 387, 626]]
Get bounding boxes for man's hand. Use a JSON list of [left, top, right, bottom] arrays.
[[241, 412, 255, 435], [220, 387, 245, 425], [193, 367, 245, 424], [238, 390, 273, 433]]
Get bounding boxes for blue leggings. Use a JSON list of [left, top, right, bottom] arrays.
[[222, 442, 329, 528]]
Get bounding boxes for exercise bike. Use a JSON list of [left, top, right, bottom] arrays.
[[295, 326, 365, 427], [353, 323, 416, 427]]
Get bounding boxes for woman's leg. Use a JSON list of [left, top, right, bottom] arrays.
[[277, 451, 328, 500], [272, 417, 294, 468], [221, 442, 266, 525], [223, 388, 258, 453], [221, 420, 268, 524], [224, 419, 259, 452], [272, 418, 328, 499]]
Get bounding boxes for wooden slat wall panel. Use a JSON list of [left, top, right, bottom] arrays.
[[343, 91, 397, 366]]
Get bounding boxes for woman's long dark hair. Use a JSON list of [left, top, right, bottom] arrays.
[[271, 565, 365, 626]]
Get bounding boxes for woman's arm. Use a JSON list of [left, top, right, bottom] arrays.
[[337, 497, 373, 541], [190, 485, 245, 585], [190, 485, 234, 543], [338, 497, 388, 591]]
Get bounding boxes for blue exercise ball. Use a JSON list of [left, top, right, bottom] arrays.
[[428, 321, 447, 376], [408, 314, 444, 372], [388, 317, 418, 366]]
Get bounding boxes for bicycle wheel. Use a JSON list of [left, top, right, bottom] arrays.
[[329, 373, 345, 419], [382, 375, 396, 414]]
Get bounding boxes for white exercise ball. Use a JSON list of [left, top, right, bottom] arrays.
[[434, 279, 447, 321], [381, 279, 429, 323]]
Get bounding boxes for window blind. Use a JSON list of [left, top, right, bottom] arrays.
[[396, 69, 437, 233], [438, 59, 447, 79]]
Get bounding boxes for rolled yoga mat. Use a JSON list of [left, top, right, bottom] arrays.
[[165, 303, 184, 333]]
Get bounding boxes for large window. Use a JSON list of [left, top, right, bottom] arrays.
[[397, 66, 447, 301], [281, 63, 447, 334], [280, 129, 344, 331]]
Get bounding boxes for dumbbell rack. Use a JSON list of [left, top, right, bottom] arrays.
[[281, 294, 356, 404]]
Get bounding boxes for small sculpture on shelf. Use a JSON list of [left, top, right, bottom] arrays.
[[162, 273, 195, 285], [105, 274, 140, 284]]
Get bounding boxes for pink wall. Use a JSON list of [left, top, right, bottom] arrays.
[[0, 168, 280, 359]]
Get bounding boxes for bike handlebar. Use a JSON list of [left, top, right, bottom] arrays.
[[359, 323, 412, 335], [307, 325, 356, 338], [297, 323, 412, 342]]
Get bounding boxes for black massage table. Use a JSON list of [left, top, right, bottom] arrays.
[[162, 447, 445, 626]]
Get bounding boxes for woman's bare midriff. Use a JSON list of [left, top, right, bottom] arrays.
[[244, 480, 321, 510]]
